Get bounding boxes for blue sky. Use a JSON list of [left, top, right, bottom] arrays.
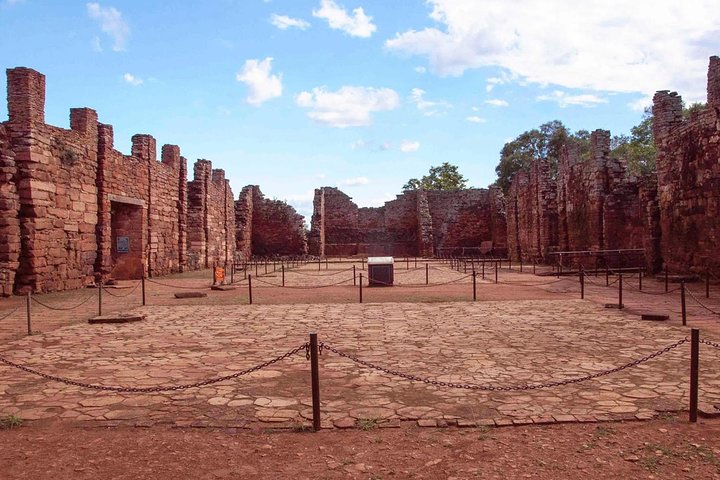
[[1, 0, 719, 221]]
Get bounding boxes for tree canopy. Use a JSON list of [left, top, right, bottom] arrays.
[[403, 162, 468, 191]]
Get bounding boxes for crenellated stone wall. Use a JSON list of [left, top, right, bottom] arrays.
[[235, 185, 306, 258], [652, 56, 720, 275], [309, 187, 508, 257], [0, 67, 235, 294]]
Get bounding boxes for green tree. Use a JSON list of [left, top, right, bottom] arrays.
[[610, 106, 655, 175], [403, 162, 468, 191], [494, 120, 571, 192]]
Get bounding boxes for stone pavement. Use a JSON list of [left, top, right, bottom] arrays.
[[1, 298, 719, 429]]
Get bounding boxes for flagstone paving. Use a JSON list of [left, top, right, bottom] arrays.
[[1, 298, 719, 428]]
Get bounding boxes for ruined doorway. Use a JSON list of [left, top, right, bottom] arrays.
[[110, 201, 144, 280]]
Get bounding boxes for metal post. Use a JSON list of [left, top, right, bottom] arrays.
[[690, 328, 699, 423], [230, 263, 234, 284], [414, 257, 417, 268], [98, 281, 103, 316], [264, 260, 268, 275], [325, 258, 328, 270], [406, 257, 409, 270], [309, 332, 322, 431], [520, 258, 523, 273], [618, 274, 623, 309], [359, 273, 363, 304], [282, 265, 285, 287], [681, 281, 687, 326], [26, 292, 31, 336], [472, 270, 477, 301], [362, 257, 365, 270], [482, 261, 485, 280], [318, 258, 321, 271], [495, 261, 498, 284], [533, 259, 536, 275], [707, 269, 710, 299], [248, 274, 253, 305], [606, 266, 609, 286], [255, 262, 258, 277], [508, 258, 512, 270], [425, 263, 429, 285], [142, 275, 146, 306], [212, 262, 217, 285], [580, 266, 584, 299], [353, 265, 356, 286], [665, 266, 669, 293], [639, 268, 642, 291]]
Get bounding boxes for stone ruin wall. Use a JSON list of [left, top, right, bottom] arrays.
[[186, 161, 236, 270], [309, 187, 508, 257], [507, 129, 650, 268], [0, 67, 235, 295], [653, 55, 720, 275], [235, 185, 306, 259], [506, 55, 720, 275]]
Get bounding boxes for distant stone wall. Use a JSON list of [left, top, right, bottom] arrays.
[[309, 187, 507, 257], [653, 55, 720, 275], [235, 185, 306, 258]]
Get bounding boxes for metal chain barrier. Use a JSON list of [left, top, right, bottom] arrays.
[[321, 338, 688, 391], [0, 306, 21, 321], [102, 281, 142, 298], [495, 278, 567, 287], [252, 276, 355, 289], [0, 342, 309, 393], [145, 278, 212, 290], [31, 293, 96, 311], [700, 338, 720, 349], [289, 268, 354, 278], [685, 288, 720, 316], [368, 274, 474, 288]]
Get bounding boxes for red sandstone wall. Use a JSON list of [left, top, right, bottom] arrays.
[[236, 185, 306, 257], [0, 124, 20, 296], [187, 162, 235, 268], [653, 56, 720, 275], [309, 187, 507, 257]]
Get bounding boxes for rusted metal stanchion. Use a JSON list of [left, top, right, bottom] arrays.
[[230, 263, 234, 284], [665, 266, 669, 292], [606, 266, 610, 286], [618, 274, 623, 309], [26, 292, 31, 336], [318, 258, 321, 271], [508, 258, 512, 270], [141, 275, 146, 306], [707, 269, 710, 299], [494, 261, 498, 284], [98, 280, 103, 316], [264, 260, 268, 275], [414, 257, 417, 268], [472, 270, 477, 301], [690, 328, 699, 423], [639, 268, 642, 291], [255, 262, 258, 277], [282, 265, 285, 287], [520, 258, 523, 273], [212, 262, 217, 285], [309, 333, 322, 431], [353, 265, 356, 286], [681, 281, 687, 326], [580, 265, 585, 299], [248, 274, 253, 305], [406, 257, 409, 270], [533, 259, 536, 275], [425, 263, 429, 285], [325, 258, 328, 270], [359, 273, 363, 304]]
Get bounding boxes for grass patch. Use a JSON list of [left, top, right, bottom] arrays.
[[0, 414, 23, 430], [357, 417, 381, 431]]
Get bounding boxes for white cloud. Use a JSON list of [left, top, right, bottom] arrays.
[[86, 3, 129, 52], [536, 91, 607, 108], [312, 0, 376, 38], [466, 116, 487, 123], [296, 86, 399, 127], [122, 73, 143, 86], [409, 88, 451, 116], [485, 99, 509, 107], [386, 0, 720, 101], [236, 57, 283, 106], [339, 176, 370, 187], [90, 36, 103, 52], [270, 14, 310, 30], [400, 140, 420, 153], [414, 66, 427, 74]]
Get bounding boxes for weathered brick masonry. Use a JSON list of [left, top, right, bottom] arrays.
[[0, 67, 235, 294], [308, 187, 507, 257], [653, 55, 720, 275], [507, 56, 720, 276], [235, 185, 306, 259]]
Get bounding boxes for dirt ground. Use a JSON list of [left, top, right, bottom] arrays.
[[1, 415, 720, 479]]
